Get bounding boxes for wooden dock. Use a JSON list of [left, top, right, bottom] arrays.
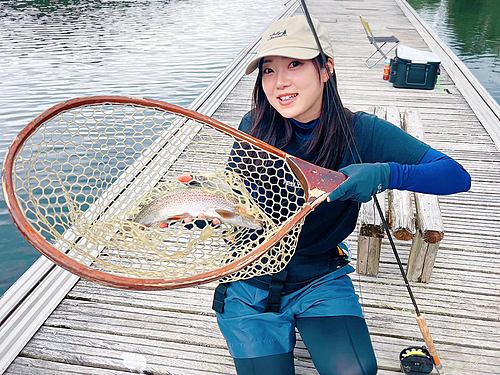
[[1, 0, 499, 374]]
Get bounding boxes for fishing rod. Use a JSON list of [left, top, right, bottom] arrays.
[[298, 0, 444, 373], [373, 196, 443, 374]]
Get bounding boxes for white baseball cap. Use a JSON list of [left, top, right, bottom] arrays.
[[246, 15, 334, 75]]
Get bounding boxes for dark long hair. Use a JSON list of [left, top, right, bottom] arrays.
[[247, 56, 355, 170]]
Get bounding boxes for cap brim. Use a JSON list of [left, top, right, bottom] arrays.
[[245, 47, 320, 75]]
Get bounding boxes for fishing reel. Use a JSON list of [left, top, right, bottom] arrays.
[[400, 346, 435, 375]]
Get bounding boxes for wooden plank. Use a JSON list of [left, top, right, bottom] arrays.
[[7, 357, 139, 375], [20, 333, 235, 375]]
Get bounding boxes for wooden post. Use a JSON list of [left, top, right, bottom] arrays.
[[386, 106, 415, 241], [357, 107, 385, 276], [357, 192, 385, 276], [404, 109, 444, 282]]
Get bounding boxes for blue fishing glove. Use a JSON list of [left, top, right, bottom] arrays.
[[328, 163, 391, 203]]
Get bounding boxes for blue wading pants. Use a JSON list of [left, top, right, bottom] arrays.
[[216, 267, 378, 375], [233, 315, 377, 375]]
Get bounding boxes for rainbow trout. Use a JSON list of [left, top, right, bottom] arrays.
[[133, 189, 262, 230]]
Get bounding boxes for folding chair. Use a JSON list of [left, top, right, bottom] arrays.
[[359, 15, 400, 69]]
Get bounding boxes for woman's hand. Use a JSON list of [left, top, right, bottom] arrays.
[[327, 163, 391, 203]]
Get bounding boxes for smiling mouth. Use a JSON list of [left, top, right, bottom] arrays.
[[278, 94, 297, 101]]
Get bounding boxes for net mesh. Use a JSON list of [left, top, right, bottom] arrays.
[[11, 101, 307, 284]]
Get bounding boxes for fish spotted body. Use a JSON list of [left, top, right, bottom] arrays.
[[133, 189, 262, 230]]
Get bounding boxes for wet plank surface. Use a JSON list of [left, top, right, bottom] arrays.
[[4, 0, 500, 374]]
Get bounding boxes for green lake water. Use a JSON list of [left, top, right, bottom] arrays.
[[408, 0, 500, 104]]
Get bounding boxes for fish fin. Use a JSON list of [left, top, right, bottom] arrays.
[[199, 225, 214, 241], [215, 209, 237, 219], [167, 213, 190, 220], [235, 206, 248, 215]]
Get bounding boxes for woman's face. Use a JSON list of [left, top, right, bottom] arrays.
[[261, 56, 332, 123]]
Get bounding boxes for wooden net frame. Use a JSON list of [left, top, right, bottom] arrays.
[[2, 96, 346, 290]]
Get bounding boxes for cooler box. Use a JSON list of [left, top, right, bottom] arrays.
[[389, 45, 441, 89]]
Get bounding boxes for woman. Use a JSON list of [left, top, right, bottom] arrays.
[[213, 15, 470, 375]]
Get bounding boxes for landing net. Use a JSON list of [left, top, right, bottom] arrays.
[[5, 97, 307, 288]]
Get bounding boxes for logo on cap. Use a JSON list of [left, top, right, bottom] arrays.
[[268, 29, 287, 41]]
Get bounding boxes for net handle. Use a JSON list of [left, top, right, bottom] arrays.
[[2, 96, 346, 290]]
